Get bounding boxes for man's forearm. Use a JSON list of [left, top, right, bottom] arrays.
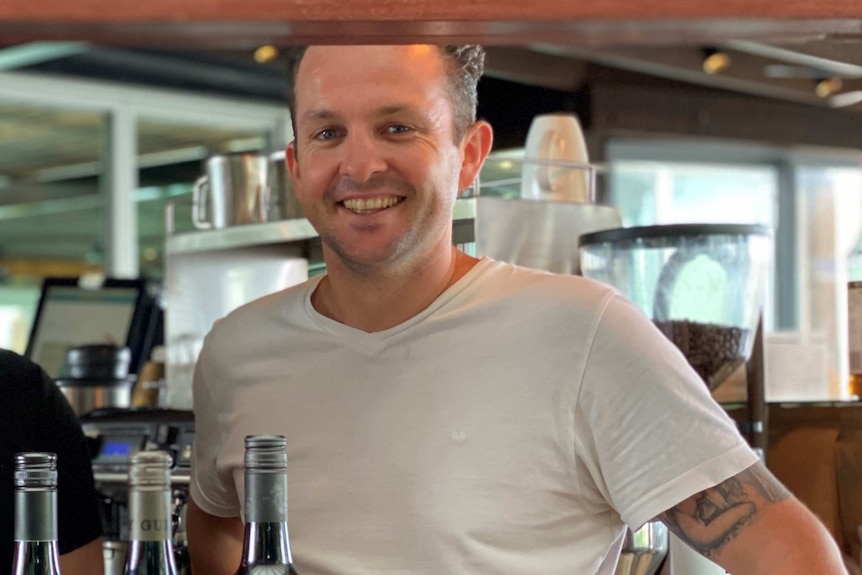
[[187, 498, 245, 575], [658, 463, 846, 574], [717, 497, 847, 575], [59, 538, 105, 575]]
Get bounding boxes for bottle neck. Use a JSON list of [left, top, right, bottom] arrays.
[[12, 541, 61, 575], [245, 470, 288, 523], [242, 470, 293, 566], [125, 485, 177, 575], [15, 488, 57, 542], [128, 487, 173, 543], [240, 522, 293, 567], [126, 541, 178, 575]]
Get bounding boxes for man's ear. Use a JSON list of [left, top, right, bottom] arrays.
[[458, 120, 494, 192], [286, 141, 302, 198]]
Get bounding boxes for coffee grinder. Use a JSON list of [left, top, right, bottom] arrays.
[[579, 224, 772, 575]]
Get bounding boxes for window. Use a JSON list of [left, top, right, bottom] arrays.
[[605, 137, 862, 401]]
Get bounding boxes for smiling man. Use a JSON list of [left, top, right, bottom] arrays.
[[186, 45, 846, 575], [286, 45, 490, 332]]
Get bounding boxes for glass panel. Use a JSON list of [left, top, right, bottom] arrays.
[[608, 161, 777, 227], [606, 160, 778, 333], [0, 102, 106, 352], [795, 166, 862, 401]]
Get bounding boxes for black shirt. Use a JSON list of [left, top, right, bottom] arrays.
[[0, 349, 102, 566]]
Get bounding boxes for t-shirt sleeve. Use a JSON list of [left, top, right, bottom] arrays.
[[574, 293, 759, 531], [189, 334, 241, 518], [29, 369, 103, 554]]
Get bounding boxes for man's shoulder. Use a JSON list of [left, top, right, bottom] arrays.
[[218, 278, 313, 326], [475, 258, 620, 308]]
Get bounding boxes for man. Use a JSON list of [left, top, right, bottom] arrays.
[[0, 349, 104, 575], [187, 45, 845, 574]]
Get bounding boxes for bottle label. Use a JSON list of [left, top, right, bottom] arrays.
[[850, 282, 862, 373], [129, 489, 172, 542], [14, 491, 57, 541], [245, 472, 288, 524]]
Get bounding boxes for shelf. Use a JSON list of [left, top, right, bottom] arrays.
[[166, 197, 476, 255]]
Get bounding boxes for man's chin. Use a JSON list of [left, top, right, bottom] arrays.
[[324, 241, 404, 272]]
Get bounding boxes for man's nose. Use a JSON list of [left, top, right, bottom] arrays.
[[338, 130, 387, 184]]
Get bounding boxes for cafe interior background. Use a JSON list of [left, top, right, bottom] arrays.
[[3, 12, 862, 571], [3, 38, 861, 399]]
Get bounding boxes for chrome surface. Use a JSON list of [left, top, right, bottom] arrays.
[[192, 153, 271, 230], [268, 150, 305, 221], [615, 521, 669, 575], [103, 541, 128, 575], [93, 472, 190, 486], [58, 381, 133, 417]]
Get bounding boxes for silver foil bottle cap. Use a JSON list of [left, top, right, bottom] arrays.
[[129, 451, 172, 487], [244, 435, 287, 470], [14, 452, 57, 488]]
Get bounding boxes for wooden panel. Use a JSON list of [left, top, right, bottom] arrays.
[[0, 2, 859, 48], [588, 71, 862, 148], [2, 0, 862, 22]]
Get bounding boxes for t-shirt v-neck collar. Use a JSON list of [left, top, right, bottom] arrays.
[[303, 258, 493, 353]]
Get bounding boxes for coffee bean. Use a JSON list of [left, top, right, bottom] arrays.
[[653, 320, 749, 390]]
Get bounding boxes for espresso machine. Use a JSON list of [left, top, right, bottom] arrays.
[[80, 408, 195, 575]]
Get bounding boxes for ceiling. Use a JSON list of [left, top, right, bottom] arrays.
[[0, 102, 266, 187], [0, 31, 861, 273], [0, 35, 859, 180]]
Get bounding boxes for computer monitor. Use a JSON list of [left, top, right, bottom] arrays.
[[24, 277, 159, 379]]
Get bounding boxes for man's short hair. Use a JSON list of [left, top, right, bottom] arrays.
[[286, 45, 485, 143]]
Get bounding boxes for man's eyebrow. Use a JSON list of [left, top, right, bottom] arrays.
[[378, 105, 416, 115], [302, 105, 420, 120], [301, 109, 337, 122]]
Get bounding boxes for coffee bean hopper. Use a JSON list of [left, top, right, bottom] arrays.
[[579, 223, 771, 440], [579, 224, 771, 575]]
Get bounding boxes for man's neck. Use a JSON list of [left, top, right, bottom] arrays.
[[312, 247, 479, 333]]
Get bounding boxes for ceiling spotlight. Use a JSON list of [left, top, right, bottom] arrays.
[[828, 90, 862, 108], [815, 77, 843, 98], [253, 45, 279, 64], [702, 48, 731, 75]]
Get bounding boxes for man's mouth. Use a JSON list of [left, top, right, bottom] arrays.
[[339, 196, 404, 215]]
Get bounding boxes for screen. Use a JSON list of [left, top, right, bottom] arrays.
[[96, 435, 144, 462], [102, 440, 133, 457], [28, 284, 140, 379]]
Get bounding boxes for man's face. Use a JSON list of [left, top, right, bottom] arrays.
[[287, 45, 475, 274]]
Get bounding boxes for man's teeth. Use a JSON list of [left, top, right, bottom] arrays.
[[342, 197, 402, 211]]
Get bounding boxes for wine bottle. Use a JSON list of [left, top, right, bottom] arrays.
[[124, 451, 178, 575], [849, 238, 862, 397], [12, 452, 62, 575], [235, 435, 299, 575]]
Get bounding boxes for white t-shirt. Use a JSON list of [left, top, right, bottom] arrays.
[[191, 258, 757, 575]]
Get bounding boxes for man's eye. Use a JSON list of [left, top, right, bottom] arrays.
[[315, 129, 339, 141], [385, 124, 412, 135]]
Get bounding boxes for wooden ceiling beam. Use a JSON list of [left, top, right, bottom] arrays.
[[2, 0, 861, 23], [0, 1, 859, 48]]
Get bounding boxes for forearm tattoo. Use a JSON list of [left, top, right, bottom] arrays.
[[657, 463, 792, 559]]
